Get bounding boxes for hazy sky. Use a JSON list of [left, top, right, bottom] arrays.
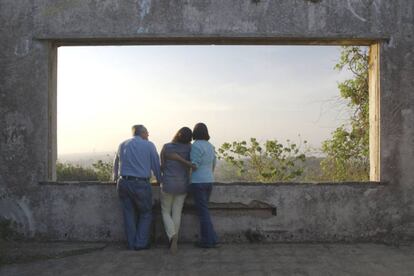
[[57, 45, 354, 156]]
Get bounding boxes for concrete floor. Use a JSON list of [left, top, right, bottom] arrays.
[[1, 242, 414, 276]]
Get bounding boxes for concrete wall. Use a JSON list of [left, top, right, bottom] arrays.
[[1, 0, 413, 242], [30, 182, 399, 243]]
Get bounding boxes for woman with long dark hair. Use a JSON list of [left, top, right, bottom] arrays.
[[190, 123, 219, 248], [160, 127, 194, 254]]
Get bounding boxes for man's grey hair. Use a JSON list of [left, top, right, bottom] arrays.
[[132, 124, 147, 136]]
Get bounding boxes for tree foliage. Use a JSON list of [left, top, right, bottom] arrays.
[[56, 162, 99, 181], [320, 46, 370, 181], [56, 160, 113, 181], [92, 160, 113, 181], [217, 138, 307, 182]]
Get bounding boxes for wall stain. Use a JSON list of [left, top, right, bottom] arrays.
[[41, 0, 83, 17], [347, 0, 367, 22], [14, 39, 31, 57], [3, 125, 26, 145], [0, 194, 35, 239], [137, 0, 151, 33], [138, 0, 151, 20]]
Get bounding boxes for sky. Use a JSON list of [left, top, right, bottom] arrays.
[[57, 45, 355, 156]]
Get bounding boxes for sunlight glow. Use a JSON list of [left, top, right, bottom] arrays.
[[57, 46, 353, 156]]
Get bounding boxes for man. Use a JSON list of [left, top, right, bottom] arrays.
[[113, 124, 161, 250]]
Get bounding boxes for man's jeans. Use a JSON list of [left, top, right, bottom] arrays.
[[191, 183, 218, 246], [117, 178, 152, 249]]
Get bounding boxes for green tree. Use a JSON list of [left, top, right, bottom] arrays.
[[56, 160, 113, 182], [217, 138, 307, 182], [56, 162, 98, 181], [92, 160, 113, 181], [321, 46, 369, 181]]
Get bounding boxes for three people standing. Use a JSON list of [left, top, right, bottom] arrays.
[[114, 123, 219, 252]]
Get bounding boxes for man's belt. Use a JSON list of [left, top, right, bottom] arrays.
[[120, 176, 150, 181]]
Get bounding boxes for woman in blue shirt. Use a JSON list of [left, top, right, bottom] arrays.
[[190, 123, 219, 248], [160, 127, 193, 254]]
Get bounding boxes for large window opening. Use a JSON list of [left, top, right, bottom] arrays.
[[54, 44, 379, 183]]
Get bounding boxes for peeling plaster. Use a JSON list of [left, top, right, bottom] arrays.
[[14, 38, 31, 57], [388, 36, 396, 48], [0, 194, 35, 238], [138, 0, 151, 20], [347, 0, 367, 22], [16, 197, 35, 236], [372, 0, 381, 13], [136, 0, 151, 33], [136, 26, 149, 33], [2, 112, 33, 147], [364, 189, 378, 197]]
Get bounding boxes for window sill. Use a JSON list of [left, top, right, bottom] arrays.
[[38, 181, 385, 187]]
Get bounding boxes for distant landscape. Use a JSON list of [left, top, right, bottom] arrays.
[[57, 152, 326, 183], [58, 152, 115, 167]]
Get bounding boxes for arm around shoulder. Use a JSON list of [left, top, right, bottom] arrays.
[[149, 142, 162, 183]]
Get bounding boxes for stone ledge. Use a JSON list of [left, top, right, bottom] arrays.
[[38, 181, 385, 187]]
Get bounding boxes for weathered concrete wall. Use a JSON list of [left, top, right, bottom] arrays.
[[28, 182, 401, 243], [1, 0, 413, 242]]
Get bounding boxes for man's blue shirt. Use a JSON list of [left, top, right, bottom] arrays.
[[113, 136, 161, 182]]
